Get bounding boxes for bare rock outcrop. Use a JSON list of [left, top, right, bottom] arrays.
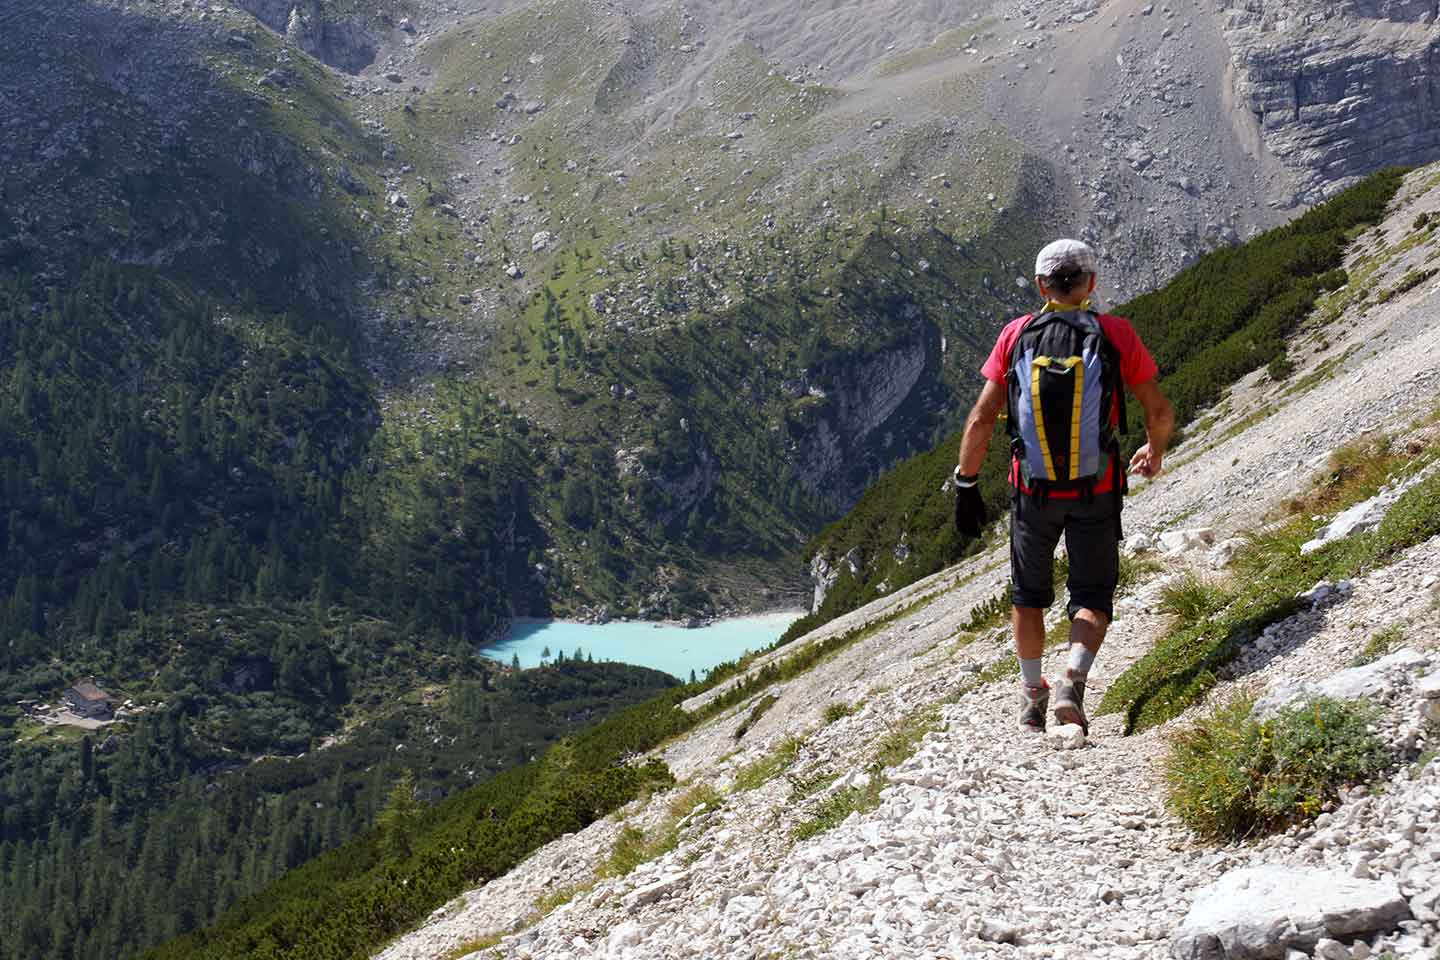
[[791, 333, 934, 509], [235, 0, 378, 72], [1222, 1, 1440, 202]]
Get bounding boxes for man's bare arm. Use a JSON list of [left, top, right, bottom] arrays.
[[1127, 378, 1174, 478], [957, 380, 1007, 476]]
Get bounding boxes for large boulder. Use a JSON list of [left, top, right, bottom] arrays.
[[1171, 864, 1411, 959]]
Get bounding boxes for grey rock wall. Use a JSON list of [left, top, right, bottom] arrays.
[[235, 0, 378, 72], [790, 333, 932, 509], [1222, 1, 1440, 202]]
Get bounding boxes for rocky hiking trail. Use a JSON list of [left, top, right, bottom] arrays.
[[374, 170, 1440, 960]]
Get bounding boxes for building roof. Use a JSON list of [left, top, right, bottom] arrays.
[[69, 681, 111, 703]]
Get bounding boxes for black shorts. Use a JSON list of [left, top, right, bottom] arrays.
[[1010, 490, 1120, 621]]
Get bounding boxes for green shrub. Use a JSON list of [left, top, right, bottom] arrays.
[[1267, 352, 1295, 381], [822, 702, 856, 724], [962, 588, 1012, 631], [1164, 696, 1390, 840]]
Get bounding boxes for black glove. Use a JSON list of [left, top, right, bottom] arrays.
[[953, 468, 986, 537]]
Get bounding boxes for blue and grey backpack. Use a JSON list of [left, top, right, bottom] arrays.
[[1005, 307, 1128, 502]]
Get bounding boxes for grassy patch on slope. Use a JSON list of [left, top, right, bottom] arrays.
[[1099, 432, 1440, 733]]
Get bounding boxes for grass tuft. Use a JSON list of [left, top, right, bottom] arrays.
[[1163, 695, 1390, 841], [600, 782, 721, 879], [791, 783, 874, 841], [1157, 574, 1231, 623], [732, 737, 800, 792], [791, 706, 939, 840], [439, 933, 504, 960], [1351, 624, 1404, 667]]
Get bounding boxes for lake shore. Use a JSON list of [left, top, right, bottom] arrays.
[[480, 610, 805, 679]]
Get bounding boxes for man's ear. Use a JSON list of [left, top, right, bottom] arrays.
[[1034, 276, 1048, 299], [1085, 273, 1097, 295]]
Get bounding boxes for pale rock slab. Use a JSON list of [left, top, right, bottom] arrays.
[[1170, 864, 1411, 959], [1159, 527, 1216, 553], [1301, 462, 1439, 555], [623, 870, 690, 909], [1251, 648, 1433, 720], [1046, 723, 1087, 750]]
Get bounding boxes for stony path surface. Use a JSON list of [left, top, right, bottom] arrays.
[[374, 168, 1440, 960]]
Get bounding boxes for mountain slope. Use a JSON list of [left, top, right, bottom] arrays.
[[3, 2, 1440, 957], [367, 160, 1440, 960], [139, 161, 1440, 960]]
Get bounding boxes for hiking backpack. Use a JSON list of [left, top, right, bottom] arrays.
[[1004, 307, 1128, 501]]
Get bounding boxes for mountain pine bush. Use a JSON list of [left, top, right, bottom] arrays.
[[1164, 695, 1390, 840]]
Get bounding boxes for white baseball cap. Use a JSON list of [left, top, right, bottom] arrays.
[[1034, 238, 1098, 278]]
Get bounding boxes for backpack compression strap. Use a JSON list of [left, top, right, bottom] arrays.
[[1029, 356, 1086, 482]]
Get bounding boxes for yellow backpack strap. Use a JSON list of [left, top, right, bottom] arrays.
[[1030, 357, 1058, 482], [1065, 356, 1084, 480]]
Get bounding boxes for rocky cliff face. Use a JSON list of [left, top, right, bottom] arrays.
[[234, 0, 381, 72], [1222, 0, 1440, 202], [791, 331, 936, 511]]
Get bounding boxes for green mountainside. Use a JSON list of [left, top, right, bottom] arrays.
[[125, 166, 1415, 960]]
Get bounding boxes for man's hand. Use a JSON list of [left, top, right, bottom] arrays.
[[954, 473, 987, 537], [1128, 443, 1164, 479], [1127, 379, 1173, 481]]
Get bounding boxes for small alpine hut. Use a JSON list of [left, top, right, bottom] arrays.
[[64, 680, 115, 720]]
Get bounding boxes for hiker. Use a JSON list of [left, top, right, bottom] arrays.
[[952, 239, 1174, 734]]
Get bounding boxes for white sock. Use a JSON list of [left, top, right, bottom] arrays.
[[1067, 643, 1096, 679], [1019, 657, 1044, 688]]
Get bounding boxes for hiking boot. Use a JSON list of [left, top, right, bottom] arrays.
[[1018, 682, 1049, 733], [1053, 674, 1088, 734]]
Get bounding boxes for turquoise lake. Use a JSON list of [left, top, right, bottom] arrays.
[[481, 611, 802, 679]]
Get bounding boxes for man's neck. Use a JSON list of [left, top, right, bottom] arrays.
[[1042, 297, 1091, 312]]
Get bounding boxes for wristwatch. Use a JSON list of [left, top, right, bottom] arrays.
[[952, 466, 979, 488]]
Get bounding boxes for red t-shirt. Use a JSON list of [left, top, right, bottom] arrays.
[[980, 312, 1158, 496]]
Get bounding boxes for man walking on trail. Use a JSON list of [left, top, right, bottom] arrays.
[[952, 239, 1174, 734]]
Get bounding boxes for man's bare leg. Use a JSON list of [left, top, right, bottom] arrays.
[[1067, 608, 1108, 655], [1012, 606, 1046, 661], [1013, 606, 1048, 731], [1055, 608, 1109, 732]]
